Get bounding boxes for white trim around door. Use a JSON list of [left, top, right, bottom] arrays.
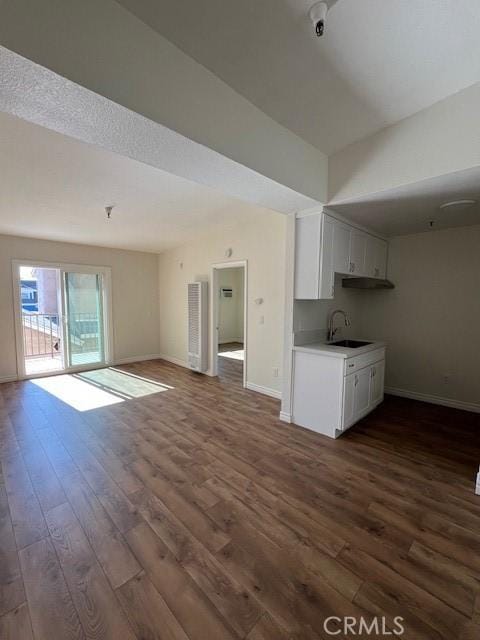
[[210, 260, 248, 388], [12, 259, 114, 380]]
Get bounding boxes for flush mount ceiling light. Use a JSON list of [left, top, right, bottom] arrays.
[[309, 0, 341, 37], [439, 199, 476, 211]]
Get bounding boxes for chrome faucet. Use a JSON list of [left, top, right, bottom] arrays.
[[327, 309, 351, 342]]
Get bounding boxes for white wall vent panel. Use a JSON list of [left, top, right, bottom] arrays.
[[187, 281, 208, 372]]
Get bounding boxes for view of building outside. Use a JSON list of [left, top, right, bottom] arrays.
[[20, 267, 61, 368], [20, 266, 58, 314], [36, 268, 58, 315]]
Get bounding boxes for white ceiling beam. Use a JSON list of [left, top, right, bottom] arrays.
[[0, 0, 328, 212], [329, 82, 480, 204], [0, 47, 320, 215]]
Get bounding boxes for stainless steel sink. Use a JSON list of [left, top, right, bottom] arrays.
[[329, 340, 372, 348]]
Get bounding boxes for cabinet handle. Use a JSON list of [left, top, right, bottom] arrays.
[[348, 363, 355, 368], [354, 375, 358, 386]]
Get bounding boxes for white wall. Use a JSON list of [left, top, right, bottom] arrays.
[[158, 211, 286, 395], [218, 268, 244, 344], [0, 234, 160, 382], [358, 225, 480, 410], [329, 82, 480, 203], [294, 274, 366, 340], [0, 0, 328, 204]]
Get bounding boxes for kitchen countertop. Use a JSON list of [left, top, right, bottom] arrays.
[[293, 339, 386, 359]]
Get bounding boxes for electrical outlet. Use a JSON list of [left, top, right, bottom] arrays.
[[443, 374, 450, 384], [259, 315, 265, 325], [273, 367, 279, 378]]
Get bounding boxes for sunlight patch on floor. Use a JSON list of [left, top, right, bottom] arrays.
[[32, 374, 124, 411], [218, 349, 244, 361], [77, 368, 173, 399], [32, 368, 173, 411]]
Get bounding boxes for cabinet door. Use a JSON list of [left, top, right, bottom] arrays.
[[365, 235, 377, 277], [342, 373, 356, 430], [375, 239, 388, 279], [295, 214, 321, 299], [350, 231, 367, 276], [333, 221, 351, 275], [364, 235, 388, 279], [354, 366, 372, 417], [370, 360, 385, 406], [319, 216, 335, 299]]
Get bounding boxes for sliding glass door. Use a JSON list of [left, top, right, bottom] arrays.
[[13, 261, 112, 378], [64, 272, 105, 368]]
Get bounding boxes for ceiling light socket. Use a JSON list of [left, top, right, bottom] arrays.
[[309, 0, 339, 37], [309, 2, 328, 36]]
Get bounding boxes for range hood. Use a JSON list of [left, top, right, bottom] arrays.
[[342, 277, 395, 290]]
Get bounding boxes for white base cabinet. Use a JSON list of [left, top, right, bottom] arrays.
[[292, 347, 385, 438]]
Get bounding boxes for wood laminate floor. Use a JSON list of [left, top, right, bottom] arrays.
[[1, 358, 479, 640]]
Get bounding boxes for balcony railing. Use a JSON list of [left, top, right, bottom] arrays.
[[22, 313, 60, 359], [22, 313, 100, 359]]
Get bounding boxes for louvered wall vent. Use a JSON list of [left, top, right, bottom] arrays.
[[187, 281, 208, 372]]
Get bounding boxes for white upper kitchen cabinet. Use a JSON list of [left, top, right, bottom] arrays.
[[374, 239, 388, 279], [349, 229, 368, 276], [294, 211, 388, 300], [332, 219, 351, 275], [294, 213, 335, 299], [319, 216, 335, 299], [294, 213, 321, 299], [365, 235, 388, 279]]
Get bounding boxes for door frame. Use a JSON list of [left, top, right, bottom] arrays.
[[12, 259, 114, 380], [210, 260, 247, 388]]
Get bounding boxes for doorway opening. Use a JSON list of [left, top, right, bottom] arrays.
[[211, 261, 247, 388], [13, 261, 112, 378]]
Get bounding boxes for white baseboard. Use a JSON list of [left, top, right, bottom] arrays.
[[158, 353, 190, 369], [246, 381, 282, 400], [385, 387, 480, 414], [115, 354, 162, 365], [0, 374, 18, 384], [279, 411, 292, 423]]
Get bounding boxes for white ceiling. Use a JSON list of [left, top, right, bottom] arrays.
[[118, 0, 480, 155], [0, 112, 271, 253], [331, 167, 480, 237], [0, 45, 318, 215]]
